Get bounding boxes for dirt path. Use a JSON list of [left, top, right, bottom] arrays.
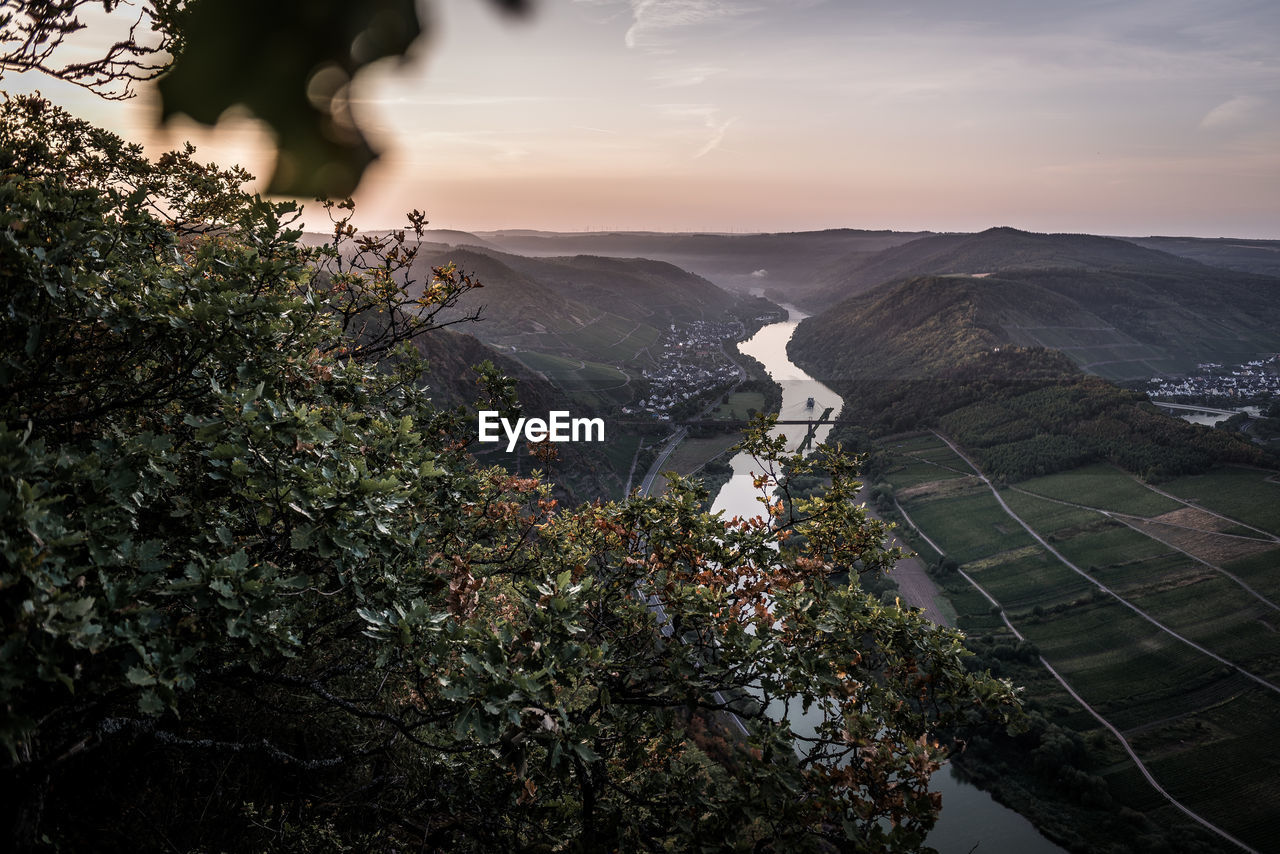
[[1006, 486, 1280, 613], [1137, 479, 1280, 543], [921, 431, 1263, 854], [930, 431, 1280, 697], [856, 489, 951, 626]]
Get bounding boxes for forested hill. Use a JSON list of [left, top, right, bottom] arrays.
[[413, 327, 625, 501], [788, 274, 1274, 480], [465, 249, 748, 324], [412, 245, 752, 342], [792, 233, 1280, 381], [1125, 235, 1280, 278], [796, 226, 1280, 313]]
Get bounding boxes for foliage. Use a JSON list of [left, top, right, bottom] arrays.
[[0, 0, 529, 195], [0, 98, 1018, 852], [792, 301, 1273, 482], [0, 0, 184, 99]]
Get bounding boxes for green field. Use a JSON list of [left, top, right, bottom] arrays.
[[1016, 599, 1233, 729], [902, 492, 1035, 564], [889, 449, 1280, 850], [1222, 549, 1280, 602], [1123, 574, 1280, 681], [1002, 488, 1105, 533], [883, 459, 970, 491], [713, 391, 765, 421], [660, 434, 741, 479], [559, 315, 661, 362], [964, 547, 1094, 611], [1050, 521, 1174, 573], [1089, 552, 1206, 596], [1160, 467, 1280, 537], [885, 434, 975, 473], [1017, 464, 1182, 516], [1005, 492, 1280, 681], [1140, 689, 1280, 849], [512, 350, 629, 389]]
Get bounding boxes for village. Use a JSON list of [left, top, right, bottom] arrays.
[[1146, 354, 1280, 406], [626, 320, 748, 419]]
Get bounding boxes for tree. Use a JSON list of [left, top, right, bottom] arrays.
[[0, 0, 184, 99], [0, 0, 530, 196], [0, 97, 1018, 852]]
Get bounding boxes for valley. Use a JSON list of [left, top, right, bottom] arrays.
[[430, 225, 1280, 853]]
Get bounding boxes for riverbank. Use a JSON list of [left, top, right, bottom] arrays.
[[698, 307, 1065, 854]]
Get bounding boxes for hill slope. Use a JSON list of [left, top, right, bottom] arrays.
[[795, 228, 1280, 380], [801, 226, 1257, 308], [476, 229, 927, 297], [1124, 235, 1280, 278], [414, 326, 629, 502], [789, 274, 1273, 479]]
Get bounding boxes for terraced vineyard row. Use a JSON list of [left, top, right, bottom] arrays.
[[878, 433, 1280, 852]]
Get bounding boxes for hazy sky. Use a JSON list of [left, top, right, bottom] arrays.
[[10, 0, 1280, 236]]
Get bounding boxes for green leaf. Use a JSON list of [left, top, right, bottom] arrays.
[[126, 667, 156, 686]]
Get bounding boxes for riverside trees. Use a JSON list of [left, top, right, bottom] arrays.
[[1, 52, 1016, 854]]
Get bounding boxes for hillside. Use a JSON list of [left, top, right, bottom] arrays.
[[792, 228, 1280, 380], [414, 326, 636, 502], [799, 226, 1249, 309], [1125, 235, 1280, 278], [482, 250, 748, 325], [476, 228, 927, 296], [789, 274, 1273, 480], [418, 246, 758, 344]]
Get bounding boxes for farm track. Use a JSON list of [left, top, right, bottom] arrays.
[[931, 431, 1280, 697], [889, 440, 1264, 853], [1004, 487, 1280, 614], [1137, 480, 1280, 544]]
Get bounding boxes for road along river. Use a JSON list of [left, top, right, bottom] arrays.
[[708, 307, 1064, 854]]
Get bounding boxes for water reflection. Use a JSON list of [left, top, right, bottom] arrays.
[[708, 306, 1064, 854]]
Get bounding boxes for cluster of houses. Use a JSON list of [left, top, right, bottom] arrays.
[[1146, 355, 1280, 404], [624, 321, 747, 418]]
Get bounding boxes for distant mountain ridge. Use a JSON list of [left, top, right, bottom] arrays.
[[415, 245, 751, 344], [800, 226, 1223, 310], [475, 228, 928, 297], [1125, 235, 1280, 278]]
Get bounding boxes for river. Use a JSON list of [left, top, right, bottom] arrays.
[[709, 307, 1064, 854]]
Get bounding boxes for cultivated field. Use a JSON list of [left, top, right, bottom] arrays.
[[1017, 464, 1182, 516], [881, 439, 1280, 851], [1160, 467, 1280, 537]]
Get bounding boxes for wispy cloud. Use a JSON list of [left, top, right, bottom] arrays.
[[654, 103, 738, 158], [650, 64, 727, 87], [629, 1, 743, 49], [693, 115, 736, 158], [1200, 95, 1266, 130]]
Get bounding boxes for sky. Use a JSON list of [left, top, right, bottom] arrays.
[[8, 0, 1280, 237]]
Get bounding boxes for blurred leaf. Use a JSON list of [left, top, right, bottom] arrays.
[[158, 0, 422, 197], [157, 0, 534, 197]]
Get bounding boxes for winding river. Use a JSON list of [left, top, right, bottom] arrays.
[[710, 307, 1064, 854]]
